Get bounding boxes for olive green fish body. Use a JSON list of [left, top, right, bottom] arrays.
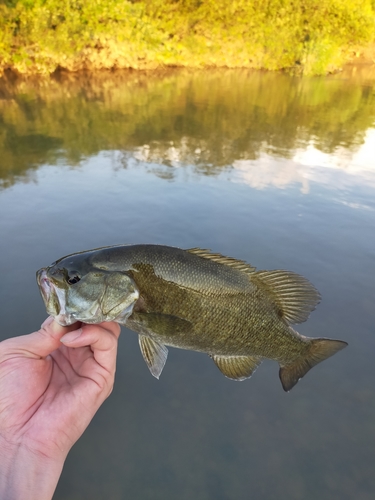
[[37, 244, 347, 391], [128, 268, 305, 362]]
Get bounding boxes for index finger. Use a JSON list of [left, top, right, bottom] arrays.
[[60, 321, 121, 374]]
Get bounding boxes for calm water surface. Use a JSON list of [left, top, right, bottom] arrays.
[[0, 68, 375, 500]]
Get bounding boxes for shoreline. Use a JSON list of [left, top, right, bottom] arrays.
[[1, 1, 374, 78], [0, 52, 374, 82], [0, 42, 374, 80]]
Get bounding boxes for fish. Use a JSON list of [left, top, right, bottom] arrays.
[[36, 244, 347, 391]]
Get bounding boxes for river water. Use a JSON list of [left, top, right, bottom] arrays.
[[0, 68, 375, 499]]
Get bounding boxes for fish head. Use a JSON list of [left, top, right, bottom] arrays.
[[36, 253, 139, 326]]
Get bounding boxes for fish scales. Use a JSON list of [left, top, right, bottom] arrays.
[[37, 244, 347, 391]]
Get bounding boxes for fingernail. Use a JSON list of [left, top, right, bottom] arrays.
[[41, 316, 54, 329], [60, 328, 82, 343]]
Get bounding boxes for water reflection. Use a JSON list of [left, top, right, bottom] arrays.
[[231, 129, 375, 194], [0, 68, 374, 190]]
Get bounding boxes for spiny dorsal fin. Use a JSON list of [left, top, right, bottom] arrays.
[[252, 270, 321, 325], [139, 335, 168, 379], [211, 354, 262, 381], [187, 248, 256, 274], [279, 337, 348, 391]]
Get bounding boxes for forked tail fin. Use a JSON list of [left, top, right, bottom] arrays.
[[279, 338, 348, 392]]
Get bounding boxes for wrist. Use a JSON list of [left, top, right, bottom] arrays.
[[0, 434, 65, 500]]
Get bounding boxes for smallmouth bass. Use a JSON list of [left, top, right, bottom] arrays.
[[36, 244, 347, 391]]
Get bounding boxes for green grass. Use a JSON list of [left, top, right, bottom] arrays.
[[0, 0, 374, 76]]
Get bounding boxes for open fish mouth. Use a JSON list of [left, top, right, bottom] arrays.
[[36, 268, 77, 326], [37, 268, 53, 304]]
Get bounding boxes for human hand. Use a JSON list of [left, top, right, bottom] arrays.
[[0, 317, 121, 499]]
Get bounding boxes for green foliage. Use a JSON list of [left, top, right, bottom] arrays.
[[0, 0, 374, 75]]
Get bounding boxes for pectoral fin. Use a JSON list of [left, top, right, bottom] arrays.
[[212, 354, 262, 381], [139, 335, 168, 379], [131, 312, 193, 336]]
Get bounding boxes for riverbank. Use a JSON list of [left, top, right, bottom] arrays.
[[0, 0, 374, 77]]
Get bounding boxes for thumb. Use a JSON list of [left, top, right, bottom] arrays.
[[0, 317, 81, 360]]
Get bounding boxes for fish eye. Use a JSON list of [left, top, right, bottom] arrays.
[[67, 275, 81, 285]]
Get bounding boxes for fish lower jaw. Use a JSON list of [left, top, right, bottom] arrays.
[[53, 302, 133, 326], [54, 306, 105, 325], [54, 312, 79, 326]]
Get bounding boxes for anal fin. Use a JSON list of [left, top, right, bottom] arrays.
[[139, 335, 168, 379], [212, 354, 262, 381]]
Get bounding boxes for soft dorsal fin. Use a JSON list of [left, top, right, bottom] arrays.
[[252, 270, 321, 325], [211, 354, 262, 381], [187, 248, 256, 274]]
